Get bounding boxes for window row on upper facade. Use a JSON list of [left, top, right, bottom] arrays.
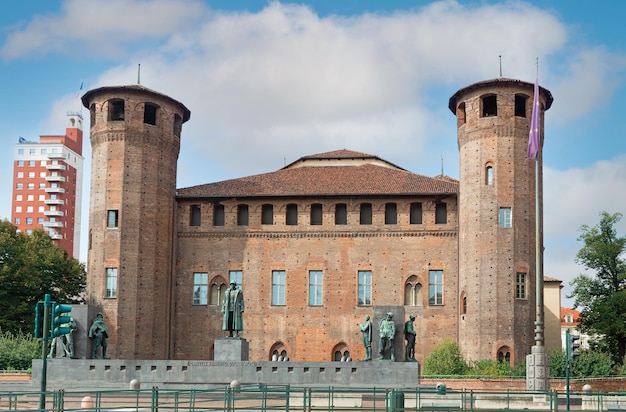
[[189, 269, 446, 308], [455, 93, 536, 127], [187, 201, 450, 228], [88, 99, 183, 137]]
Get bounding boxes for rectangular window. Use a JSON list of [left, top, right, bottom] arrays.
[[14, 218, 20, 224], [310, 204, 322, 225], [26, 217, 33, 224], [107, 210, 119, 228], [360, 203, 372, 225], [435, 203, 447, 224], [309, 270, 323, 306], [16, 183, 23, 190], [16, 172, 23, 178], [144, 103, 158, 125], [272, 270, 286, 305], [499, 207, 512, 228], [410, 202, 422, 224], [15, 194, 22, 201], [261, 204, 274, 225], [18, 149, 24, 155], [385, 203, 397, 224], [229, 270, 243, 288], [335, 203, 347, 225], [193, 272, 208, 305], [213, 204, 224, 226], [106, 268, 118, 298], [15, 206, 22, 213], [27, 183, 34, 190], [190, 205, 201, 226], [286, 204, 298, 225], [429, 270, 444, 305], [237, 204, 249, 226], [29, 160, 35, 166], [358, 270, 372, 306], [41, 148, 47, 155], [37, 217, 44, 224], [516, 272, 527, 299], [17, 160, 24, 166]]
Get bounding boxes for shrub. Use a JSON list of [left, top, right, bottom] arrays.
[[422, 339, 467, 376], [0, 331, 40, 371]]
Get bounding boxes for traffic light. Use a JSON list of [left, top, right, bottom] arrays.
[[566, 328, 581, 361], [51, 303, 73, 337], [34, 302, 44, 338]]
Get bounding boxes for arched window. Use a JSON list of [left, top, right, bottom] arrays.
[[404, 275, 422, 306], [310, 203, 322, 225], [209, 276, 227, 305], [213, 204, 224, 226], [332, 343, 349, 362], [270, 342, 288, 361], [435, 203, 447, 224], [335, 203, 347, 225], [144, 103, 158, 125], [497, 347, 512, 365], [385, 203, 397, 225], [485, 166, 493, 185]]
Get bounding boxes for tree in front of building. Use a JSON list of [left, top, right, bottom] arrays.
[[422, 339, 467, 376], [0, 221, 86, 334], [569, 211, 626, 364]]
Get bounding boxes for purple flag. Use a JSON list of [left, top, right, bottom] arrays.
[[527, 78, 540, 159]]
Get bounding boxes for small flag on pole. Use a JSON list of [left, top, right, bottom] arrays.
[[75, 81, 83, 98], [18, 136, 26, 143], [527, 78, 540, 159]]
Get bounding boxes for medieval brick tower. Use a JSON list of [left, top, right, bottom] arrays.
[[81, 86, 190, 359], [449, 78, 552, 363]]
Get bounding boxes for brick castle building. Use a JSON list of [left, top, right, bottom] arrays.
[[11, 113, 84, 258], [81, 77, 552, 364]]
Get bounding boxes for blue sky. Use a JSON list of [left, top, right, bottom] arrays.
[[1, 0, 625, 307]]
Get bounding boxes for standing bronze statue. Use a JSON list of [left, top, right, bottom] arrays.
[[404, 314, 417, 362], [359, 315, 373, 361], [89, 313, 109, 359], [222, 282, 244, 337], [378, 312, 396, 361]]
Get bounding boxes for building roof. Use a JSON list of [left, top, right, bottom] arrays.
[[177, 149, 458, 199], [81, 84, 191, 122], [561, 307, 581, 325], [448, 77, 554, 113]]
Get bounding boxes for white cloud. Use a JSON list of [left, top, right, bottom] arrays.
[[544, 155, 626, 306], [1, 0, 209, 59]]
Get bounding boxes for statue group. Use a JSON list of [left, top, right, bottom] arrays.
[[47, 312, 110, 359], [359, 313, 417, 362]]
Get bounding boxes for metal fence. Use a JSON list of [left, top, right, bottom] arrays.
[[2, 384, 626, 412]]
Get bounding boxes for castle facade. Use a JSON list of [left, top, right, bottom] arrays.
[[81, 77, 552, 364]]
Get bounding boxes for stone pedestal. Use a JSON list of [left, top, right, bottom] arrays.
[[526, 345, 550, 391], [215, 337, 249, 361]]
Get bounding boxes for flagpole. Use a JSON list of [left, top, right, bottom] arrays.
[[534, 57, 543, 349]]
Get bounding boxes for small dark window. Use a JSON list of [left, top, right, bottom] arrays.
[[144, 103, 158, 125], [174, 114, 182, 138], [360, 203, 372, 225], [107, 210, 119, 228], [385, 203, 397, 224], [457, 102, 466, 127], [213, 204, 224, 226], [90, 103, 97, 126], [262, 204, 273, 225], [435, 203, 447, 224], [109, 99, 125, 121], [237, 204, 249, 226], [190, 205, 201, 226], [515, 95, 527, 117], [335, 203, 347, 225], [410, 203, 422, 224], [481, 95, 497, 117], [286, 204, 298, 225], [310, 204, 322, 225]]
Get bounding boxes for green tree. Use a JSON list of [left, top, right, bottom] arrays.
[[0, 221, 86, 334], [570, 350, 615, 377], [569, 212, 626, 364], [548, 348, 567, 378], [422, 339, 467, 376]]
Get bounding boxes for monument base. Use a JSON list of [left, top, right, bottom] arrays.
[[215, 337, 249, 361]]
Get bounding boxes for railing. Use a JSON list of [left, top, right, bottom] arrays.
[[1, 385, 626, 412]]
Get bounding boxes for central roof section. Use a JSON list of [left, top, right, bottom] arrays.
[[177, 149, 458, 198]]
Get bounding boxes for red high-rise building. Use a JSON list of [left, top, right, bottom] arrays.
[[11, 112, 84, 258]]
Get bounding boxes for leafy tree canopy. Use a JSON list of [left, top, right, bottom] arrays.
[[569, 211, 626, 363], [422, 339, 467, 376], [0, 221, 86, 334]]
